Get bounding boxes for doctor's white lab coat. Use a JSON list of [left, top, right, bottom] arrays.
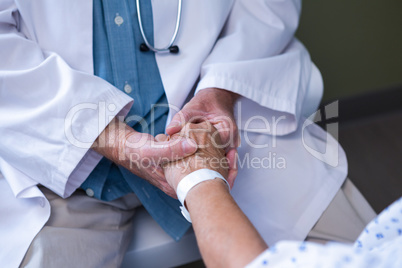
[[0, 0, 347, 267]]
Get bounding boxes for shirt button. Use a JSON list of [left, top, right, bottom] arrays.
[[124, 83, 132, 94], [115, 15, 124, 26], [86, 188, 95, 197]]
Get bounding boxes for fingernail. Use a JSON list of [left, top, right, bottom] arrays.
[[182, 138, 197, 154], [234, 152, 239, 169], [167, 121, 181, 129], [237, 135, 241, 147]]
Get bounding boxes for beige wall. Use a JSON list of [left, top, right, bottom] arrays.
[[296, 0, 402, 101]]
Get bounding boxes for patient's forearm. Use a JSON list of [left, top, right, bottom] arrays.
[[186, 179, 268, 268]]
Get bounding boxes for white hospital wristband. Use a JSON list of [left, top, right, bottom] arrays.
[[176, 169, 230, 223]]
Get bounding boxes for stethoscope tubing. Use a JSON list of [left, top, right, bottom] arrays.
[[136, 0, 182, 53]]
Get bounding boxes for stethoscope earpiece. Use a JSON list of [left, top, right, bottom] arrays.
[[169, 45, 179, 54], [139, 43, 150, 52]]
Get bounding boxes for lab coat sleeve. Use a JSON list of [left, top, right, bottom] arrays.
[[0, 3, 133, 198], [196, 0, 320, 135]]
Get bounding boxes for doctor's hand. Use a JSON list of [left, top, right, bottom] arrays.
[[158, 121, 233, 191], [92, 118, 197, 198], [166, 88, 239, 183]]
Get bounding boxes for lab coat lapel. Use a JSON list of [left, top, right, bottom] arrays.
[[15, 0, 94, 74]]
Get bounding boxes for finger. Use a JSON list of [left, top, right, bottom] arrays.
[[226, 148, 238, 189], [166, 121, 183, 136], [155, 178, 177, 199], [152, 164, 165, 178], [160, 183, 177, 199], [225, 131, 240, 153], [227, 165, 238, 189], [209, 116, 239, 152], [235, 132, 241, 148], [141, 136, 198, 163], [166, 112, 187, 136], [166, 109, 207, 136], [149, 166, 178, 198], [155, 134, 169, 142]]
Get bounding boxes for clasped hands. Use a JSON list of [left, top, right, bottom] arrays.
[[93, 88, 239, 198], [158, 121, 235, 194]]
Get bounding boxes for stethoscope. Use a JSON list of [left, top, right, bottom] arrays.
[[136, 0, 182, 54]]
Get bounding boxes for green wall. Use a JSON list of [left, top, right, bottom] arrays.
[[296, 0, 402, 101]]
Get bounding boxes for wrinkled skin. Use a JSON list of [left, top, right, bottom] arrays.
[[157, 121, 234, 191], [165, 88, 240, 185]]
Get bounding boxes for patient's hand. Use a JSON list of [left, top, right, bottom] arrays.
[[157, 122, 232, 192]]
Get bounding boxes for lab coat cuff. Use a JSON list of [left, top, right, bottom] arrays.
[[195, 76, 299, 136], [62, 91, 133, 198]]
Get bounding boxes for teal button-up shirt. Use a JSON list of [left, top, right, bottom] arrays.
[[81, 0, 191, 241]]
